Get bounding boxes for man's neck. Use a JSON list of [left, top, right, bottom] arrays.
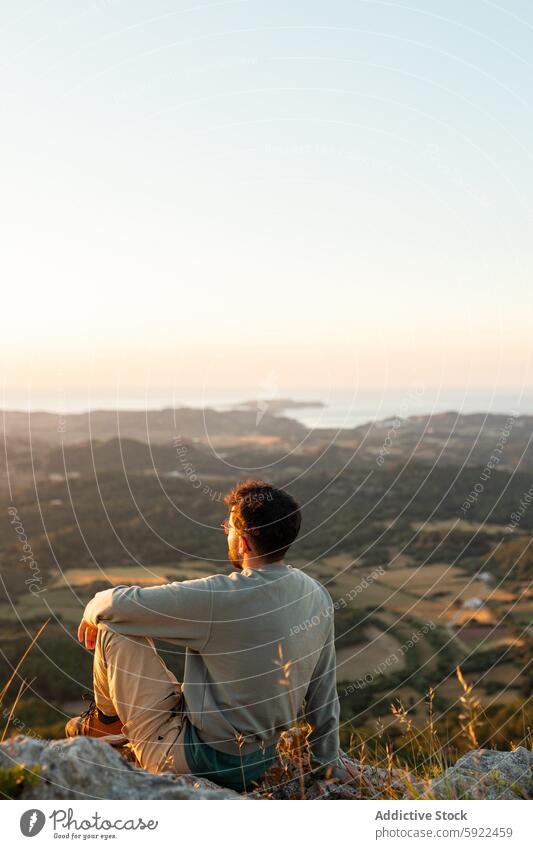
[[242, 558, 285, 570]]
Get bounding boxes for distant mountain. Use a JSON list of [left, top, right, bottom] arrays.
[[0, 406, 307, 446], [2, 409, 532, 478], [232, 398, 325, 413], [311, 411, 533, 471]]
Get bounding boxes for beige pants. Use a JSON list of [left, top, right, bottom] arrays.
[[93, 628, 192, 775]]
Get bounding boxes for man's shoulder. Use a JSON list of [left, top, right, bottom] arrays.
[[187, 565, 333, 601], [177, 570, 235, 591], [293, 566, 332, 596], [284, 566, 334, 609]]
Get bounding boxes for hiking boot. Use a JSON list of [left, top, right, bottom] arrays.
[[65, 693, 127, 746]]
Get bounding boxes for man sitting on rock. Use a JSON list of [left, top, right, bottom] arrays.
[[66, 479, 345, 791]]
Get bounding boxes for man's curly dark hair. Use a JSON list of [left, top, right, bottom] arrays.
[[224, 479, 301, 563]]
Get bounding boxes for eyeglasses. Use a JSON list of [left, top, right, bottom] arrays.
[[220, 518, 233, 535], [220, 518, 253, 536]]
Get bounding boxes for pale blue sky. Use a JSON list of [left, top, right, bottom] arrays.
[[1, 0, 532, 403]]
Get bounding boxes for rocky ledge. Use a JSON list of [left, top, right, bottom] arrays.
[[0, 735, 532, 801]]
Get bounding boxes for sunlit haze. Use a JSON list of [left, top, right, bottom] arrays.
[[1, 1, 532, 410]]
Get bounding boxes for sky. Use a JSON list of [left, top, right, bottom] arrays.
[[1, 0, 532, 408]]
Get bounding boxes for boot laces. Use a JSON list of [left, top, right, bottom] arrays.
[[80, 691, 98, 721]]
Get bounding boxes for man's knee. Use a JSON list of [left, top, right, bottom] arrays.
[[96, 628, 154, 659], [96, 627, 121, 653]]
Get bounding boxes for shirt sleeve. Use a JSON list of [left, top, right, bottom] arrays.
[[83, 578, 213, 651], [303, 624, 341, 775]]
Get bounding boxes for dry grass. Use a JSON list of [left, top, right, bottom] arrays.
[[0, 619, 49, 707], [2, 624, 530, 801], [253, 665, 532, 799]]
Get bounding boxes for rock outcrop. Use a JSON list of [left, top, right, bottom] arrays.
[[430, 747, 533, 800], [0, 735, 240, 800], [0, 735, 531, 801]]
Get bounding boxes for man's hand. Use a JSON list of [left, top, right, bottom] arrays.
[[78, 618, 98, 650]]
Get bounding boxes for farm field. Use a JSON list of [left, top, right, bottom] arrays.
[[1, 420, 531, 744]]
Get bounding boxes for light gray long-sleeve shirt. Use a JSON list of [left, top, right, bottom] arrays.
[[83, 562, 340, 770]]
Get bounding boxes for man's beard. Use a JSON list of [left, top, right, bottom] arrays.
[[228, 537, 243, 570]]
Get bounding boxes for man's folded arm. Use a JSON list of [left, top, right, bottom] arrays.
[[304, 628, 341, 776], [83, 578, 213, 650]]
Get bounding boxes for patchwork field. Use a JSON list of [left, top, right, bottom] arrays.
[[335, 626, 405, 682]]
